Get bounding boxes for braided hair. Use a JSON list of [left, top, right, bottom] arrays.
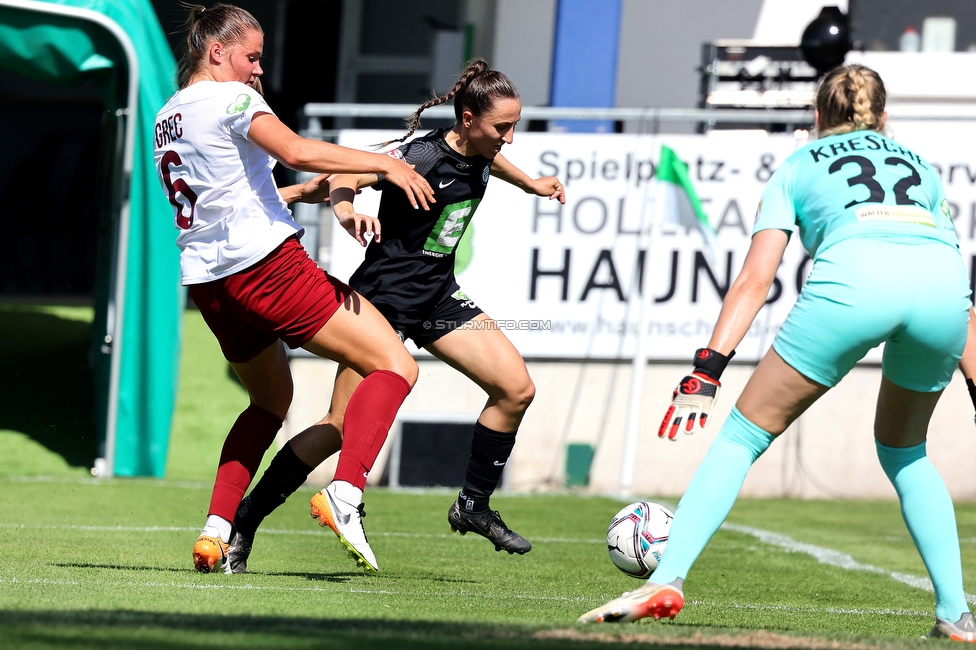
[[177, 3, 263, 88], [815, 64, 886, 137], [386, 58, 520, 145]]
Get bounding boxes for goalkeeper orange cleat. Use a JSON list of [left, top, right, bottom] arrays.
[[577, 582, 684, 624], [926, 612, 976, 642], [192, 534, 228, 573]]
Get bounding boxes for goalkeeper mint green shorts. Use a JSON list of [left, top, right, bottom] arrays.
[[772, 236, 970, 392]]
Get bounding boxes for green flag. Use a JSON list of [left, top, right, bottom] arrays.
[[656, 145, 716, 253]]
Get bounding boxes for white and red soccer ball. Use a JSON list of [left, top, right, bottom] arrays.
[[606, 501, 674, 578]]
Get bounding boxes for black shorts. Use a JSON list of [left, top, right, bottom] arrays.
[[364, 281, 483, 348]]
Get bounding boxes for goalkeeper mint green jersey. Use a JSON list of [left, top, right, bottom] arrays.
[[754, 131, 957, 258]]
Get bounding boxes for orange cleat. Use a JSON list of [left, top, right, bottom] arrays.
[[577, 582, 684, 624], [926, 612, 976, 642], [192, 534, 229, 573]]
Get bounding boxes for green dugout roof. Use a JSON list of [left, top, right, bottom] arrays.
[[0, 0, 182, 477]]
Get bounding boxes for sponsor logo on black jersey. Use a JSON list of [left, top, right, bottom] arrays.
[[455, 162, 472, 170], [482, 166, 490, 184]]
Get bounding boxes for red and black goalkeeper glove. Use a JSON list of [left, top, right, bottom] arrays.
[[658, 348, 734, 441]]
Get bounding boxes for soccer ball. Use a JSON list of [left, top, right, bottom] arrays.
[[606, 501, 674, 579]]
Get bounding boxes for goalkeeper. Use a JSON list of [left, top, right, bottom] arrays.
[[579, 64, 975, 642], [964, 313, 976, 425]]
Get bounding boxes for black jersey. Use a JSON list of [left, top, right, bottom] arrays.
[[349, 128, 492, 316]]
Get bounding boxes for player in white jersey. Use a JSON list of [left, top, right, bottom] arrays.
[[579, 65, 976, 642], [155, 78, 304, 283], [153, 3, 435, 575]]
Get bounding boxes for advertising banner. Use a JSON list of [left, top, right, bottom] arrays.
[[332, 128, 976, 362]]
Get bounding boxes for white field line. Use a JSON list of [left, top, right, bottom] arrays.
[[685, 599, 929, 617], [4, 476, 973, 606], [0, 576, 933, 618], [4, 475, 214, 490], [3, 475, 604, 499], [0, 523, 600, 544], [722, 523, 976, 606], [3, 521, 972, 606], [0, 577, 590, 602]]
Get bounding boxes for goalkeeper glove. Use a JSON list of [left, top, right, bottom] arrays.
[[658, 348, 734, 441]]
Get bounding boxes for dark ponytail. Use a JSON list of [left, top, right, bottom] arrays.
[[385, 58, 519, 146]]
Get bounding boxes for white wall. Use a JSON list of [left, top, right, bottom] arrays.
[[281, 358, 976, 501], [463, 0, 498, 63], [491, 0, 556, 107], [614, 0, 763, 132], [490, 0, 854, 135], [752, 0, 848, 44]]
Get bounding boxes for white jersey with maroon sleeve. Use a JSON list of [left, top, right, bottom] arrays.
[[153, 80, 302, 285]]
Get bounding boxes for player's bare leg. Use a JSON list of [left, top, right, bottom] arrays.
[[426, 314, 534, 554], [734, 348, 828, 435]]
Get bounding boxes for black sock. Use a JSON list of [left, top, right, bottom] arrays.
[[459, 422, 516, 512], [236, 442, 313, 538]]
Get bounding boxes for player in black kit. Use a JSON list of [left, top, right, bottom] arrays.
[[346, 126, 493, 343], [223, 59, 565, 573]]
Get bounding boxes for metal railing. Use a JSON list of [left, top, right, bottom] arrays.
[[301, 103, 818, 137], [301, 102, 976, 139]]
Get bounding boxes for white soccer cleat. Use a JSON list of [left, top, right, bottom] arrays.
[[577, 582, 684, 624], [310, 483, 379, 574]]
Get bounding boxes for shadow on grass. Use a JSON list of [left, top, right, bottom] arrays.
[[0, 308, 98, 469], [0, 610, 685, 650]]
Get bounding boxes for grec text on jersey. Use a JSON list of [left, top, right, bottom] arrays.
[[155, 113, 183, 149]]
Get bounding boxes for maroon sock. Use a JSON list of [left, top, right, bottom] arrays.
[[334, 370, 411, 489], [208, 404, 283, 520]]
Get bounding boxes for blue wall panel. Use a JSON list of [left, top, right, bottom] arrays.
[[549, 0, 622, 132]]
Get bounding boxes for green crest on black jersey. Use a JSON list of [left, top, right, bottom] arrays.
[[227, 93, 251, 114]]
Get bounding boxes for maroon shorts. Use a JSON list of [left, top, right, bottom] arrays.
[[188, 236, 353, 363]]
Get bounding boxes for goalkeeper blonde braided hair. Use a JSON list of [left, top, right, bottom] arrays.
[[815, 64, 886, 137]]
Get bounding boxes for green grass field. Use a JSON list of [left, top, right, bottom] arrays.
[[2, 304, 975, 649]]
